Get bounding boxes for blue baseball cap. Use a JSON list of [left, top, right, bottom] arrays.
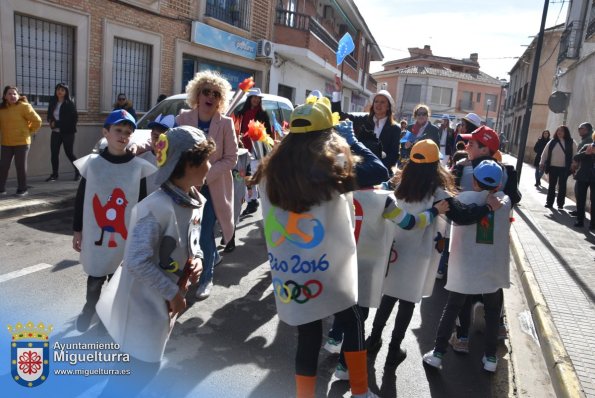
[[473, 159, 502, 188], [104, 109, 136, 130]]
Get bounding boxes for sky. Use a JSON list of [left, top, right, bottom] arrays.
[[352, 0, 569, 81]]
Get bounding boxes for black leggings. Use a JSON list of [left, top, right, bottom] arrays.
[[369, 295, 415, 348], [50, 131, 77, 175], [296, 305, 364, 376]]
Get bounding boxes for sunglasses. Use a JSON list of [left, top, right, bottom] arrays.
[[201, 88, 221, 99], [416, 112, 428, 117]]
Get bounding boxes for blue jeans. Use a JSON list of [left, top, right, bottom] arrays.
[[198, 186, 217, 288], [535, 168, 544, 186]]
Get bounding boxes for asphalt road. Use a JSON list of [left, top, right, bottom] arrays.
[[0, 206, 502, 398]]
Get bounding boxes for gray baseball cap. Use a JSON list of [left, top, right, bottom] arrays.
[[153, 126, 207, 186]]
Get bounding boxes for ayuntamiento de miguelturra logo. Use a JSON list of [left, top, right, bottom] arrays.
[[8, 321, 52, 387]]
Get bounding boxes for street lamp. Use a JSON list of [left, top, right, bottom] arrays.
[[485, 99, 492, 126]]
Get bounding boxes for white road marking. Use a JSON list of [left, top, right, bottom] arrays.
[[0, 263, 53, 284]]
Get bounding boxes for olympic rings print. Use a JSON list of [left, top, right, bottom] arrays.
[[272, 277, 323, 304]]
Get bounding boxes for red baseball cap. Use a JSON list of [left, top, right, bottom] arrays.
[[460, 126, 500, 153]]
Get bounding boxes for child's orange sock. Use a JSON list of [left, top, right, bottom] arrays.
[[295, 374, 316, 398], [344, 350, 368, 395]]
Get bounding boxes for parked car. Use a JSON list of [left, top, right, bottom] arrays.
[[94, 92, 294, 152]]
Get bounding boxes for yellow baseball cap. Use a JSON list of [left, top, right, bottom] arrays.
[[410, 139, 440, 164], [289, 96, 340, 133]]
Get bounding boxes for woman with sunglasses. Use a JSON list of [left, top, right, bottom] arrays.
[[406, 105, 440, 147], [176, 70, 239, 300], [112, 93, 137, 121]]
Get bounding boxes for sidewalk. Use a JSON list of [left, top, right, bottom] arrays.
[[505, 154, 593, 398], [1, 159, 593, 397], [0, 173, 79, 219]]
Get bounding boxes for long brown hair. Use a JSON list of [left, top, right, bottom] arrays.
[[1, 86, 28, 109], [392, 161, 455, 202], [253, 130, 358, 213]]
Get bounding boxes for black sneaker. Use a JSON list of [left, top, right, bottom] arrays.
[[75, 311, 93, 332], [241, 200, 259, 216], [365, 335, 382, 353], [385, 346, 407, 368], [15, 189, 28, 197], [223, 237, 236, 253], [45, 174, 58, 182], [574, 221, 584, 228], [569, 210, 578, 216]]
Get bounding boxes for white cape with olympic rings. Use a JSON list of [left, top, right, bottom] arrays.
[[260, 187, 358, 326]]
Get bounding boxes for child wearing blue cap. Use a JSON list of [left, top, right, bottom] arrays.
[[71, 109, 157, 332], [423, 159, 511, 373]]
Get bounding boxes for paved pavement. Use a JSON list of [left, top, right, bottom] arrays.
[[1, 158, 592, 397], [0, 172, 79, 219], [506, 154, 594, 398]]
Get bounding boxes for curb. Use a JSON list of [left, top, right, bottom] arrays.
[[0, 196, 75, 220], [509, 227, 586, 398]]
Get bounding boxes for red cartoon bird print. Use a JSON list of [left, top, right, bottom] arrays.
[[93, 188, 129, 248]]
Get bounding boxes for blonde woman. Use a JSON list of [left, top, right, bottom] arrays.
[[176, 71, 238, 299]]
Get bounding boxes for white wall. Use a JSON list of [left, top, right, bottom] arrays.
[[547, 53, 595, 139]]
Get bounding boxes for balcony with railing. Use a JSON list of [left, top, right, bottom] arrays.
[[558, 21, 583, 65], [274, 9, 358, 70], [205, 0, 250, 31]]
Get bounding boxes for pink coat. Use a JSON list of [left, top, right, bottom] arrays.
[[176, 109, 238, 242]]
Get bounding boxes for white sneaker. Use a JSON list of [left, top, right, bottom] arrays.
[[334, 363, 349, 380], [482, 355, 498, 372], [195, 281, 213, 300], [323, 337, 342, 354], [422, 350, 443, 369]]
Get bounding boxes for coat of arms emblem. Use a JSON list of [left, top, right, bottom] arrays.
[[8, 321, 53, 387]]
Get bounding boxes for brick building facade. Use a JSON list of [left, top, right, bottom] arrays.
[[0, 0, 275, 177]]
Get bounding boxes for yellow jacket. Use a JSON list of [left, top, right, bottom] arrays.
[[0, 101, 42, 146]]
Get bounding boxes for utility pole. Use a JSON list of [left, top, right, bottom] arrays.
[[516, 0, 549, 179]]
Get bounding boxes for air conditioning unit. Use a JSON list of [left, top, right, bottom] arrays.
[[256, 39, 274, 60]]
